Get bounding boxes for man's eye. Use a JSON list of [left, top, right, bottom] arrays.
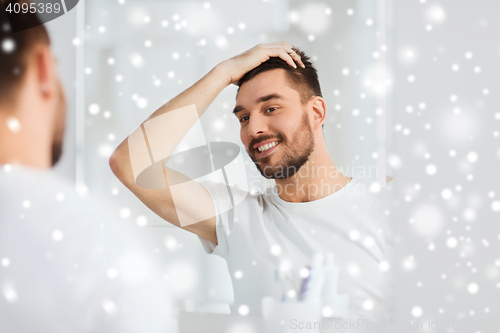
[[239, 116, 249, 123], [266, 107, 278, 113]]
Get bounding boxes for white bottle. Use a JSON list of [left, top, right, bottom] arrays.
[[298, 252, 326, 302], [322, 252, 349, 318], [322, 253, 339, 299]]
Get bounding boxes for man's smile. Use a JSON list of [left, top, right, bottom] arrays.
[[254, 140, 281, 158]]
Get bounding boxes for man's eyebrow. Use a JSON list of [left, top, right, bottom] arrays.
[[233, 93, 286, 114]]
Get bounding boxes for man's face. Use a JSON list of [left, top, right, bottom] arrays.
[[234, 69, 315, 179], [51, 78, 66, 167]]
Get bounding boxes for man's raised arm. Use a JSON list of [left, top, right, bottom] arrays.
[[108, 42, 304, 244]]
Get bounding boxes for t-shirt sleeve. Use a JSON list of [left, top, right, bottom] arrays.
[[196, 180, 246, 259]]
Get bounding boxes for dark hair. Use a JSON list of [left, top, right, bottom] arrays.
[[236, 46, 324, 130], [0, 0, 50, 105]]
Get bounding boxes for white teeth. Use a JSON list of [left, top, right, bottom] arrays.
[[257, 141, 279, 153]]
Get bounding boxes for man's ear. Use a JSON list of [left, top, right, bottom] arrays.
[[310, 96, 327, 131], [30, 45, 57, 101]]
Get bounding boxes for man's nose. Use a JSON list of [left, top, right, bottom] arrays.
[[247, 114, 268, 138]]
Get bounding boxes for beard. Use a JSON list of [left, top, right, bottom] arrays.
[[51, 137, 63, 167], [247, 112, 315, 179], [51, 82, 66, 167]]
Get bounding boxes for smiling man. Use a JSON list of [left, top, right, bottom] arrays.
[[110, 42, 394, 322], [234, 59, 318, 182], [237, 91, 315, 181], [232, 57, 353, 202]]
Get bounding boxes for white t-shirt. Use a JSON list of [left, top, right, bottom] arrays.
[[198, 177, 394, 322], [0, 164, 177, 333]]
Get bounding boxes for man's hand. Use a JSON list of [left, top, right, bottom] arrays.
[[217, 41, 306, 86]]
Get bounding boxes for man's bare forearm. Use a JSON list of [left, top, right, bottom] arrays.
[[144, 65, 230, 122], [110, 65, 230, 174]]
